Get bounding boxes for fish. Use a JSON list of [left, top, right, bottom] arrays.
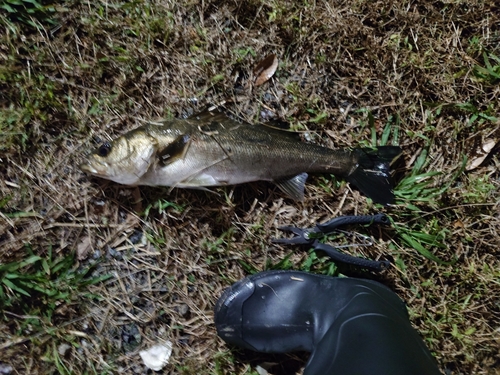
[[80, 111, 401, 205]]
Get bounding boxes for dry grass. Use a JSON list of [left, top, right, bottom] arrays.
[[1, 0, 499, 374]]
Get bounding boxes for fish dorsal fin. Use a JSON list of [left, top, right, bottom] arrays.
[[275, 173, 308, 201], [158, 134, 191, 166], [257, 122, 302, 141], [191, 109, 302, 141]]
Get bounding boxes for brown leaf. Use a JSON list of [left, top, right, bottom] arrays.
[[77, 236, 92, 260], [253, 54, 278, 86], [466, 138, 497, 171]]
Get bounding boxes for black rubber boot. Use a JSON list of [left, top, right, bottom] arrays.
[[215, 270, 441, 375]]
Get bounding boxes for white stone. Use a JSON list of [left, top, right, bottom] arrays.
[[139, 341, 173, 371]]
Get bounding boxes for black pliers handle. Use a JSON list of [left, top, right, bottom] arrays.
[[272, 214, 391, 271]]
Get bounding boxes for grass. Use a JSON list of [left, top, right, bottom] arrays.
[[0, 248, 110, 375], [0, 248, 108, 311], [1, 0, 499, 374]]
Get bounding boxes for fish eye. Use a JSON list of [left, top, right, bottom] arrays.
[[98, 142, 112, 157]]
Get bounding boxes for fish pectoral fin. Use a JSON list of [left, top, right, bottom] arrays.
[[172, 155, 231, 187], [158, 134, 191, 166], [274, 173, 308, 201]]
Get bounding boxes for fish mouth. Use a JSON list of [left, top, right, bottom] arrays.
[[80, 162, 104, 175]]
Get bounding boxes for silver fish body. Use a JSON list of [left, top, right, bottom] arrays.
[[80, 111, 401, 204]]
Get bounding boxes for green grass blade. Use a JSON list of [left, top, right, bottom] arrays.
[[399, 233, 447, 264], [3, 279, 31, 297], [17, 255, 43, 269]]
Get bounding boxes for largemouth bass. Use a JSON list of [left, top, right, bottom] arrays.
[[80, 111, 401, 204]]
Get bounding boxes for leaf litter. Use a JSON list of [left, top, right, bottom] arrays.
[[253, 54, 279, 87]]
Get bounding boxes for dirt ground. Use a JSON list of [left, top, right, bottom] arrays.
[[1, 1, 499, 374]]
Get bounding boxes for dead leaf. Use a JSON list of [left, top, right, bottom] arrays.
[[466, 138, 497, 171], [132, 186, 143, 213], [77, 236, 92, 260], [253, 54, 278, 86]]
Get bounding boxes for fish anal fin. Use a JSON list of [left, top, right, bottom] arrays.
[[158, 134, 191, 166], [275, 173, 308, 201]]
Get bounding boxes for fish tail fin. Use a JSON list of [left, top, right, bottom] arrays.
[[346, 146, 402, 205]]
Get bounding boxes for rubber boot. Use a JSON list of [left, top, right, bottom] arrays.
[[215, 270, 441, 375]]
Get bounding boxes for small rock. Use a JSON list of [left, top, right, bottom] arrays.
[[178, 304, 189, 317], [0, 363, 13, 374], [107, 247, 123, 260], [58, 343, 71, 356], [122, 324, 141, 344], [129, 231, 143, 244]]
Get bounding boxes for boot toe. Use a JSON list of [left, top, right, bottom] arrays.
[[214, 277, 256, 348]]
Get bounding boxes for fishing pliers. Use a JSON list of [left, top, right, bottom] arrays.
[[272, 213, 391, 271]]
